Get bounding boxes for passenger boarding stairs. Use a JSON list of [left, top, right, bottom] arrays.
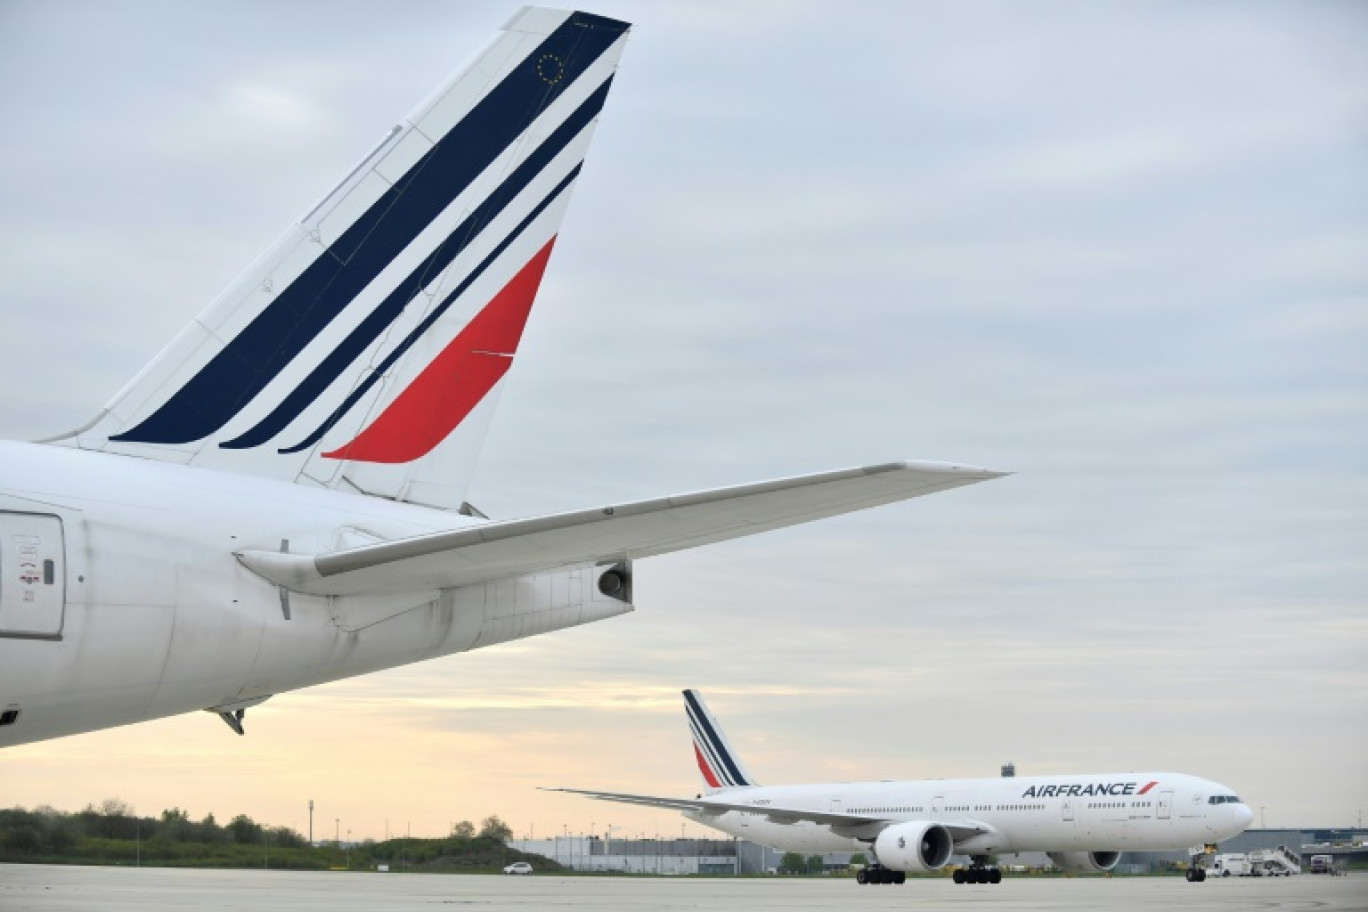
[[1249, 845, 1301, 876]]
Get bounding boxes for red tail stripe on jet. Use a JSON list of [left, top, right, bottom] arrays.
[[684, 689, 752, 787], [694, 745, 722, 789], [321, 237, 556, 464]]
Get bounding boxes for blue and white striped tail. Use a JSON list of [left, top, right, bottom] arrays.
[[684, 689, 757, 793], [51, 8, 630, 511]]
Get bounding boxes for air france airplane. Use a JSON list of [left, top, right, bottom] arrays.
[[549, 690, 1254, 886], [0, 9, 1003, 748]]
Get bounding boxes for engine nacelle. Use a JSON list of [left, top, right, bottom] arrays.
[[873, 821, 955, 873], [1047, 850, 1122, 873]]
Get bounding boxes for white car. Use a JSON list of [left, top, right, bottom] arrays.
[[503, 862, 533, 876]]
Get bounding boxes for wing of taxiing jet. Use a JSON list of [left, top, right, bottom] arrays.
[[543, 786, 880, 825], [237, 460, 1004, 595], [46, 8, 632, 512], [540, 787, 989, 841]]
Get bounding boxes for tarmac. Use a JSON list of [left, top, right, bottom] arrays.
[[0, 865, 1363, 912]]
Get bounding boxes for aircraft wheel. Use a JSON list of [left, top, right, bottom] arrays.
[[894, 871, 906, 885], [953, 869, 966, 884], [856, 869, 868, 885], [989, 868, 1002, 884]]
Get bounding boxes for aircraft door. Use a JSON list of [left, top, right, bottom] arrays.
[[0, 512, 66, 638], [1062, 798, 1075, 822], [1158, 791, 1173, 820], [931, 797, 945, 820]]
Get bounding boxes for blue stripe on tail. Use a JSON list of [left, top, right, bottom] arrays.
[[221, 77, 614, 451], [278, 163, 583, 455], [684, 690, 752, 787], [113, 13, 626, 446]]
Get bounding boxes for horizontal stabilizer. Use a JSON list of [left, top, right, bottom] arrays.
[[237, 461, 1005, 596]]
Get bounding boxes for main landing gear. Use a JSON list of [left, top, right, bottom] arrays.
[[1185, 867, 1207, 882], [952, 857, 1003, 885], [856, 865, 906, 885]]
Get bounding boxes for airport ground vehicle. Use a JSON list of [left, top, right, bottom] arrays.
[[1206, 846, 1300, 877], [503, 862, 533, 875], [1208, 854, 1254, 877], [1249, 846, 1300, 876]]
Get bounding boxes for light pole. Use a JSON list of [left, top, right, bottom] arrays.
[[336, 818, 340, 845], [1260, 807, 1266, 829], [347, 829, 351, 869], [308, 800, 314, 846]]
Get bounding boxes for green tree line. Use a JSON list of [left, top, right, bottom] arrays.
[[0, 801, 549, 873]]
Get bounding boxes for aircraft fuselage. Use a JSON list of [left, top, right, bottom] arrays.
[[690, 772, 1251, 855], [0, 441, 630, 746]]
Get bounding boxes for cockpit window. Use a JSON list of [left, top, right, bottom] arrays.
[[1207, 795, 1241, 804]]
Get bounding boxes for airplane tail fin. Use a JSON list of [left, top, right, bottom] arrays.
[[684, 689, 758, 793], [48, 8, 631, 510]]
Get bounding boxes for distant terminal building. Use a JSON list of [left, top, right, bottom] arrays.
[[515, 836, 758, 875]]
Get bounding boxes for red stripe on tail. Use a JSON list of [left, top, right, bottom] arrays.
[[694, 745, 722, 789], [322, 237, 557, 463]]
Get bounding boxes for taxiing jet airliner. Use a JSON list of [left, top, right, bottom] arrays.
[[549, 690, 1254, 886], [0, 9, 1002, 748]]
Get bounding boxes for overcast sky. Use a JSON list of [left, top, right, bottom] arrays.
[[1, 1, 1365, 843]]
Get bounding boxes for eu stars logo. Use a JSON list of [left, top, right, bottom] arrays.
[[537, 54, 564, 86]]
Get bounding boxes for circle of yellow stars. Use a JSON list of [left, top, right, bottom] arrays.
[[537, 54, 564, 86]]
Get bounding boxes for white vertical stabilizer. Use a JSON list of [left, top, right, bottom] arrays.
[[49, 9, 632, 510]]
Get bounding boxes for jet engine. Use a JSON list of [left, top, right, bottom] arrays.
[[873, 821, 955, 873], [1047, 850, 1122, 873]]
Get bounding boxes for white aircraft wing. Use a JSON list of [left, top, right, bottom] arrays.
[[541, 786, 990, 841], [542, 786, 885, 827], [238, 461, 1004, 596]]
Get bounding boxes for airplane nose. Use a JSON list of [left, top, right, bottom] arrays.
[[1236, 804, 1254, 828]]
